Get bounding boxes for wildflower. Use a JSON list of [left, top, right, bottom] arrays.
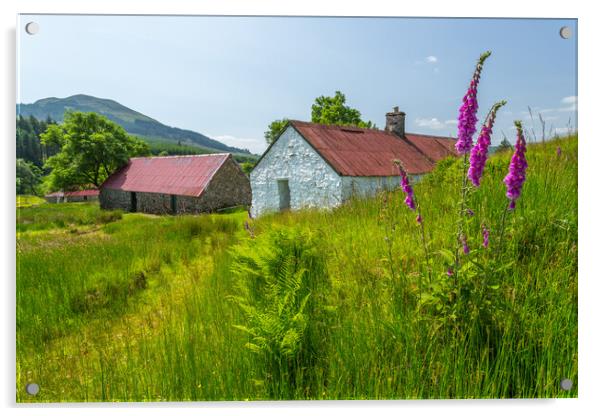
[[482, 225, 490, 248], [557, 146, 562, 157], [461, 234, 470, 255], [466, 208, 474, 217], [394, 160, 416, 211], [416, 214, 422, 224], [503, 121, 528, 210], [446, 268, 454, 277], [468, 100, 507, 186], [456, 51, 492, 154]]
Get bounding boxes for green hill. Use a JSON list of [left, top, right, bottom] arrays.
[[17, 94, 252, 155]]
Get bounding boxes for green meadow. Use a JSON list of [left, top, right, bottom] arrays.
[[16, 136, 577, 402]]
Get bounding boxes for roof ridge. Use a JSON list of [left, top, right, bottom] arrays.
[[406, 131, 457, 141], [129, 153, 231, 160], [289, 120, 391, 134]]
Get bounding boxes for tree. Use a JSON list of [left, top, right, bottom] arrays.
[[311, 91, 374, 129], [41, 111, 150, 190], [264, 119, 289, 145], [264, 91, 374, 146], [495, 136, 513, 153], [16, 158, 43, 195]]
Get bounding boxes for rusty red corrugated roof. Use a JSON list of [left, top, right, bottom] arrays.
[[100, 154, 231, 197], [405, 133, 458, 163], [290, 121, 457, 176]]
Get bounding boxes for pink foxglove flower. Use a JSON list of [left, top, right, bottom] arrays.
[[456, 51, 492, 154], [468, 100, 506, 187], [461, 234, 470, 255], [503, 121, 528, 210], [482, 225, 490, 248], [394, 160, 416, 211]]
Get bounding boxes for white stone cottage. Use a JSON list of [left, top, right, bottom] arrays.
[[250, 108, 458, 217]]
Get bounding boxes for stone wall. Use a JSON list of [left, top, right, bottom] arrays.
[[138, 192, 174, 214], [250, 126, 342, 217], [341, 174, 422, 200], [100, 187, 132, 211], [65, 195, 99, 203], [341, 176, 400, 201], [176, 157, 252, 214], [44, 196, 62, 204]]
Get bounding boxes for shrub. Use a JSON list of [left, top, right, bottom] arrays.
[[229, 226, 331, 398]]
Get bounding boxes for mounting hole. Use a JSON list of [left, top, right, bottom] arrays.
[[25, 383, 40, 395], [25, 22, 39, 35], [560, 378, 573, 391], [559, 26, 572, 39]]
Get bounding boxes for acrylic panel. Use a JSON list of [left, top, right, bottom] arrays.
[[16, 14, 578, 402]]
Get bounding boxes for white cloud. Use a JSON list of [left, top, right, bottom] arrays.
[[444, 119, 458, 126], [561, 95, 577, 105], [415, 118, 446, 130], [213, 134, 267, 155], [558, 103, 577, 112], [414, 56, 439, 66]]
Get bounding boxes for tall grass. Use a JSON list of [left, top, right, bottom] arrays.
[[16, 136, 577, 401]]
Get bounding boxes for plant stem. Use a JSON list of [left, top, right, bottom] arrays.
[[496, 203, 510, 259], [455, 153, 469, 280], [414, 196, 431, 284]]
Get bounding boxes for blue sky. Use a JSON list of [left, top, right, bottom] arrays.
[[18, 15, 577, 154]]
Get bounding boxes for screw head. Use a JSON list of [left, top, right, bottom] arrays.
[[559, 26, 572, 39], [25, 383, 40, 395], [560, 378, 573, 391], [25, 22, 39, 35]]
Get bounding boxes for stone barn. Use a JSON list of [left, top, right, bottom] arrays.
[[45, 189, 100, 203], [250, 107, 457, 217], [100, 153, 251, 214]]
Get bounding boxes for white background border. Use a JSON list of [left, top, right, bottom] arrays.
[[2, 1, 598, 415]]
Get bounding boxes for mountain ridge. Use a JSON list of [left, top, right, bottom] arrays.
[[17, 94, 251, 155]]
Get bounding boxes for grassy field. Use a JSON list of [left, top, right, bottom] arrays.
[[16, 195, 46, 208], [16, 136, 577, 402]]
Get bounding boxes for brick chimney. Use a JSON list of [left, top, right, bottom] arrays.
[[385, 106, 406, 138]]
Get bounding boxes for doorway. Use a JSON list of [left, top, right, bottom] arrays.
[[130, 192, 137, 212], [171, 195, 177, 214], [277, 179, 290, 211]]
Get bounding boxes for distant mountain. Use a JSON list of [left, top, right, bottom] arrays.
[[17, 94, 251, 155]]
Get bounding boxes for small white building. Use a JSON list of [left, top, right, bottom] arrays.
[[250, 108, 457, 217]]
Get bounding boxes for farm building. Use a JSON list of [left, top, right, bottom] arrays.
[[45, 189, 100, 203], [100, 153, 251, 214], [250, 107, 457, 217]]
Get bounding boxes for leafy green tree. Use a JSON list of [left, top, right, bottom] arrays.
[[16, 158, 43, 195], [495, 137, 513, 153], [311, 91, 374, 128], [41, 111, 150, 190], [264, 91, 375, 146], [240, 161, 255, 175], [264, 119, 289, 145]]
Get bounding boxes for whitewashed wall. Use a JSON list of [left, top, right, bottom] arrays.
[[250, 126, 343, 217], [341, 175, 422, 200], [341, 176, 400, 200]]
